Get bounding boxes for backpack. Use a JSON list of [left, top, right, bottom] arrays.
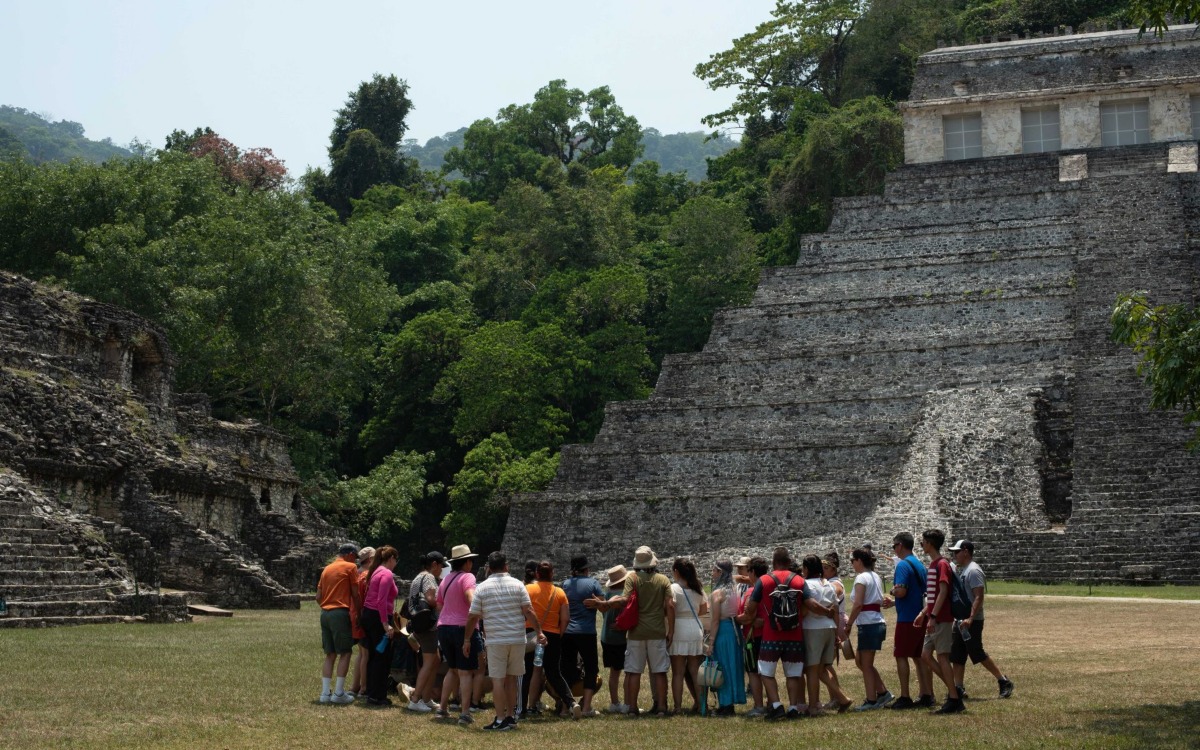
[[948, 564, 973, 620], [768, 572, 801, 632]]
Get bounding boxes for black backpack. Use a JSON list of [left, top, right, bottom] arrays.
[[768, 572, 802, 631], [949, 566, 973, 620]]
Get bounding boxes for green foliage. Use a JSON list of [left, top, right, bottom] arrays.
[[442, 434, 559, 550], [308, 74, 418, 219], [657, 196, 761, 353], [1112, 292, 1200, 448], [1130, 0, 1199, 31], [445, 80, 644, 202], [323, 449, 440, 540], [0, 105, 131, 164]]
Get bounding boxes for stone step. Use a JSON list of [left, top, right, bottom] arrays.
[[553, 442, 905, 489], [0, 542, 76, 557], [800, 222, 1076, 267], [2, 599, 120, 618], [0, 528, 61, 544], [0, 583, 130, 601], [537, 480, 890, 501], [0, 568, 114, 586], [654, 343, 1068, 403], [754, 254, 1074, 306], [0, 499, 30, 514], [0, 554, 88, 571], [0, 513, 46, 529], [0, 615, 132, 629], [827, 187, 1079, 234], [706, 292, 1073, 355]]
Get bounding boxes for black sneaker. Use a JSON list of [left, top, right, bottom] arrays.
[[934, 698, 965, 714], [786, 706, 802, 720], [766, 704, 787, 721], [914, 694, 936, 708], [999, 678, 1014, 699], [889, 696, 916, 710], [483, 718, 502, 731], [956, 685, 969, 701], [496, 716, 517, 731]]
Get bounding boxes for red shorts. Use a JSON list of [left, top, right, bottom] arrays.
[[894, 621, 923, 659]]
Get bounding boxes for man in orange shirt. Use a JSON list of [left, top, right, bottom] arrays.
[[317, 543, 361, 704]]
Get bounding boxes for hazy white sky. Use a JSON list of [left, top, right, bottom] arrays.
[[1, 0, 776, 174]]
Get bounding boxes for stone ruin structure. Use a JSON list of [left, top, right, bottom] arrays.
[[505, 26, 1200, 584], [0, 271, 348, 626]]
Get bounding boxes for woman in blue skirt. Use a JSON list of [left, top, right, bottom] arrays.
[[705, 558, 747, 715]]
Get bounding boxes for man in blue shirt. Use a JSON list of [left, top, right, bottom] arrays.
[[883, 532, 933, 709]]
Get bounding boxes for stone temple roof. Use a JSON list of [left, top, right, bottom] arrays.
[[906, 25, 1200, 106]]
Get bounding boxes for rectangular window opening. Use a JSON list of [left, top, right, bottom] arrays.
[[1100, 99, 1150, 147], [1021, 106, 1061, 153], [943, 112, 983, 160]]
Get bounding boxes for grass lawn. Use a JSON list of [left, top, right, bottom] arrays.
[[1, 598, 1197, 749]]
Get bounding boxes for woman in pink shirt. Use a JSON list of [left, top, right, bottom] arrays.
[[362, 545, 399, 706]]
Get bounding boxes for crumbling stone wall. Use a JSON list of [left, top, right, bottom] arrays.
[[0, 272, 350, 619], [506, 144, 1200, 584]]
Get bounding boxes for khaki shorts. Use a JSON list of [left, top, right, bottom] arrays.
[[804, 628, 837, 666], [923, 622, 954, 655], [624, 638, 670, 674], [486, 642, 526, 679]]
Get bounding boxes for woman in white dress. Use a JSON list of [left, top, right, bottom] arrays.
[[669, 557, 708, 714]]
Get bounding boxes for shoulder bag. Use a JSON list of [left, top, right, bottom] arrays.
[[613, 575, 639, 631]]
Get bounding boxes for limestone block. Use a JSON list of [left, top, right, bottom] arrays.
[[1150, 90, 1193, 142], [1060, 153, 1088, 181], [982, 102, 1022, 157], [1060, 100, 1100, 149], [903, 109, 943, 164], [1167, 142, 1198, 173]]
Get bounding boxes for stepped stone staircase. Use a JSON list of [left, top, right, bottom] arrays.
[[505, 144, 1200, 583], [0, 272, 350, 626]]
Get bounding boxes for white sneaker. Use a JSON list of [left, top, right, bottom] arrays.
[[331, 692, 354, 704], [319, 692, 333, 704], [745, 706, 766, 717], [605, 703, 629, 714], [407, 700, 432, 712]]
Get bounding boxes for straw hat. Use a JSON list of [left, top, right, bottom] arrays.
[[448, 544, 479, 562], [631, 545, 658, 570], [605, 564, 630, 588]]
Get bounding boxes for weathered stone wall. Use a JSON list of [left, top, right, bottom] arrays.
[[902, 26, 1200, 164], [0, 271, 350, 620], [505, 144, 1200, 584]]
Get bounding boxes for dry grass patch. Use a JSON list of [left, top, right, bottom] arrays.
[[0, 598, 1196, 749]]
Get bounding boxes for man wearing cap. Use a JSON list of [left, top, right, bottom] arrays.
[[948, 540, 1014, 700], [317, 542, 362, 704], [606, 545, 674, 716], [561, 554, 604, 716], [465, 551, 546, 731], [437, 544, 483, 725]]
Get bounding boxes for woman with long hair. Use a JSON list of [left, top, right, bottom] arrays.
[[669, 557, 708, 714], [705, 558, 747, 716], [361, 545, 400, 706]]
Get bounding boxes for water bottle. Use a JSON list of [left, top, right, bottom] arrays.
[[533, 642, 545, 667], [957, 620, 972, 641]]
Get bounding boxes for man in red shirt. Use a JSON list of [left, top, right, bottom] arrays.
[[913, 529, 964, 714], [738, 547, 837, 720]]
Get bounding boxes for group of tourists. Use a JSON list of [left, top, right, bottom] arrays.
[[315, 528, 1014, 730]]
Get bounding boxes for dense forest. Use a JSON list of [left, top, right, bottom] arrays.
[[0, 0, 1173, 559]]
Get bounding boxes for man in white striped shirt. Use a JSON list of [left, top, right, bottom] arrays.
[[465, 551, 546, 731]]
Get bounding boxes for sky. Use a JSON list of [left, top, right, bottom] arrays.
[[1, 0, 777, 174]]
